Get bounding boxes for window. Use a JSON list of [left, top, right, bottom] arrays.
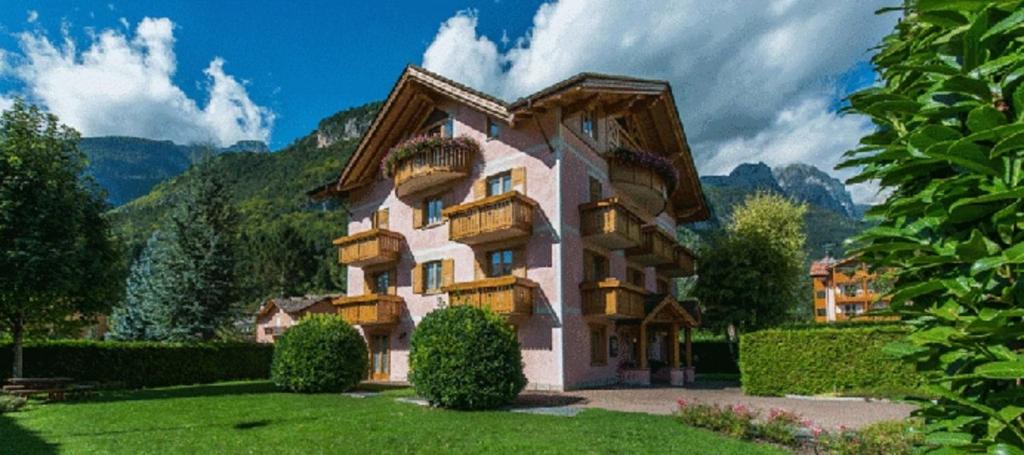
[[590, 325, 607, 366], [488, 249, 514, 277], [487, 118, 500, 139], [487, 172, 512, 196], [444, 117, 454, 138], [841, 284, 861, 296], [425, 197, 444, 225], [816, 308, 827, 317], [628, 267, 644, 287], [424, 261, 443, 293], [815, 290, 827, 299], [841, 304, 863, 315], [657, 278, 671, 295], [373, 271, 391, 294], [584, 250, 608, 282], [589, 176, 603, 203], [581, 111, 595, 139]]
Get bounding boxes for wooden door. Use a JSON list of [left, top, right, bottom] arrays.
[[370, 334, 390, 381]]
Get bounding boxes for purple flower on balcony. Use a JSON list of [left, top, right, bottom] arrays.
[[381, 135, 480, 178], [609, 146, 680, 193]]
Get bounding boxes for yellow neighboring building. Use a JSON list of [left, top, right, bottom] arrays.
[[810, 256, 893, 323]]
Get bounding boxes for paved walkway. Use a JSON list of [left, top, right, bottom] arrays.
[[520, 384, 915, 429]]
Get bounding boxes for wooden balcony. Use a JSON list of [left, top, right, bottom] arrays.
[[392, 139, 475, 197], [332, 294, 403, 326], [443, 191, 537, 245], [627, 225, 677, 266], [444, 276, 537, 319], [333, 229, 403, 267], [609, 160, 670, 217], [580, 279, 646, 320], [657, 246, 696, 277], [579, 198, 645, 249]]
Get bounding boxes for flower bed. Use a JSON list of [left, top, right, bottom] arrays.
[[381, 135, 480, 178], [609, 147, 680, 193]]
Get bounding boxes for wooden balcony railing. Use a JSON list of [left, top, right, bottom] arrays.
[[333, 229, 403, 267], [608, 159, 670, 216], [580, 278, 646, 320], [332, 294, 403, 326], [444, 275, 536, 319], [579, 198, 645, 249], [392, 140, 475, 197], [443, 191, 537, 245], [657, 245, 696, 277], [627, 225, 677, 266]]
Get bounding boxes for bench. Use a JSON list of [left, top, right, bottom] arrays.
[[3, 378, 74, 401]]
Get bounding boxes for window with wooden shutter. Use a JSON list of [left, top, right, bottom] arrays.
[[472, 178, 487, 200], [589, 176, 603, 203], [373, 208, 389, 229], [424, 261, 443, 293], [511, 167, 526, 195], [512, 247, 527, 278], [387, 269, 397, 295], [442, 259, 454, 287], [411, 263, 423, 294], [590, 324, 607, 366], [412, 205, 424, 229]]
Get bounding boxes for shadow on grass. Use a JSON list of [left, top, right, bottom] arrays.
[[0, 413, 59, 454], [70, 381, 280, 404]]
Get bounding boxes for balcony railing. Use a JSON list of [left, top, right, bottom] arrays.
[[657, 245, 696, 277], [332, 294, 403, 326], [392, 139, 475, 197], [608, 160, 670, 217], [627, 225, 677, 266], [580, 278, 646, 320], [444, 275, 536, 319], [444, 191, 537, 245], [579, 198, 645, 249], [333, 229, 403, 267]]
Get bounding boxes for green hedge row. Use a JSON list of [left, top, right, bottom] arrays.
[[739, 326, 919, 396], [1, 340, 273, 388]]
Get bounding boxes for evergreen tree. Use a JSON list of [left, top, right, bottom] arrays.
[[0, 100, 123, 377], [108, 232, 175, 341], [158, 167, 241, 341]]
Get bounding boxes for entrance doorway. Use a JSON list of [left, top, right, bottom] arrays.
[[370, 334, 390, 380]]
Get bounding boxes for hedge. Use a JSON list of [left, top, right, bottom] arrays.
[[0, 340, 273, 388], [739, 326, 919, 396]]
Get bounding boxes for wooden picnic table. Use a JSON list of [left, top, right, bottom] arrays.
[[3, 377, 75, 401]]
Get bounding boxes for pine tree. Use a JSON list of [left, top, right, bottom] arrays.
[[159, 167, 241, 341], [108, 232, 175, 341]]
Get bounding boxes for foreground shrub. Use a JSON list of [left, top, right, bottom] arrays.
[[818, 420, 924, 455], [676, 399, 758, 439], [740, 326, 919, 396], [271, 315, 367, 393], [0, 395, 27, 413], [0, 340, 272, 388], [757, 408, 803, 446], [409, 306, 525, 410]]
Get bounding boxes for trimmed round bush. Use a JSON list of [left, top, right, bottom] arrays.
[[409, 306, 526, 410], [271, 314, 367, 393]]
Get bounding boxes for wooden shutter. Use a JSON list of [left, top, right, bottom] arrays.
[[387, 269, 397, 295], [412, 202, 424, 229], [363, 272, 374, 295], [473, 251, 486, 280], [583, 251, 594, 282], [512, 247, 527, 278], [511, 167, 526, 195], [441, 259, 454, 288], [374, 208, 389, 229], [411, 263, 423, 294], [473, 178, 487, 200]]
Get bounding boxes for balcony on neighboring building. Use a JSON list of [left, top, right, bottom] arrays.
[[657, 245, 696, 277], [580, 278, 647, 319], [580, 198, 645, 249], [444, 276, 536, 320], [627, 225, 677, 266], [388, 136, 477, 197], [332, 294, 404, 326], [333, 229, 404, 267], [444, 191, 537, 245]]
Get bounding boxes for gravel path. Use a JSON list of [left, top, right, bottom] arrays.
[[520, 384, 915, 429]]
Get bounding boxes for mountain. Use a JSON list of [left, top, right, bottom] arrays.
[[695, 162, 869, 260], [80, 137, 270, 206]]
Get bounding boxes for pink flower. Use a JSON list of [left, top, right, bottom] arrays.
[[676, 398, 687, 408]]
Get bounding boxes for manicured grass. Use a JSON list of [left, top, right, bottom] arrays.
[[2, 381, 784, 454]]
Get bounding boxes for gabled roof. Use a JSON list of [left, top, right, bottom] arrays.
[[643, 294, 700, 327], [257, 295, 335, 318], [332, 65, 709, 222]]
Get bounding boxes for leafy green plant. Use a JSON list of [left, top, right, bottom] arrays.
[[0, 395, 27, 414], [740, 326, 919, 396], [271, 315, 367, 393], [839, 1, 1024, 450], [676, 399, 758, 439], [817, 420, 925, 455], [757, 408, 803, 446], [409, 305, 526, 410]]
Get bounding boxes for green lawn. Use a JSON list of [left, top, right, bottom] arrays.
[[2, 381, 783, 454]]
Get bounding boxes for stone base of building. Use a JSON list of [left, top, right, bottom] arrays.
[[620, 368, 651, 386], [669, 367, 696, 386]]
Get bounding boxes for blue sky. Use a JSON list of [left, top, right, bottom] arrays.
[[0, 1, 895, 203]]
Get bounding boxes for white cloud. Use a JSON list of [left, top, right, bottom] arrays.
[[421, 1, 897, 204], [27, 10, 38, 23], [3, 17, 273, 146]]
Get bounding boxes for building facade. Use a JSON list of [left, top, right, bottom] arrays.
[[318, 66, 708, 390], [255, 295, 337, 343], [810, 257, 893, 323]]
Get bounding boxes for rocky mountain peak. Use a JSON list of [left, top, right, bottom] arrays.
[[772, 163, 856, 218]]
